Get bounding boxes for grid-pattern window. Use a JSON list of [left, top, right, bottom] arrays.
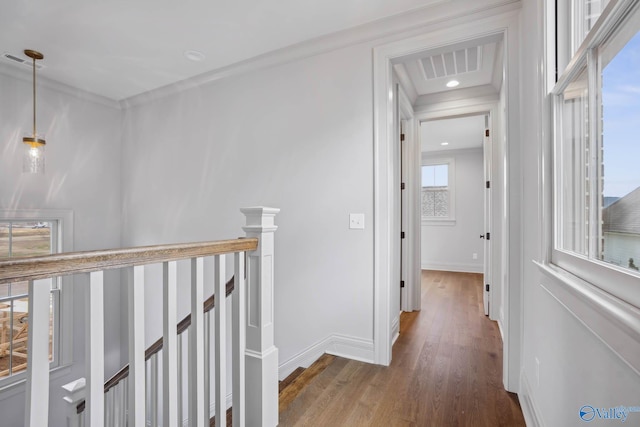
[[422, 164, 449, 218], [0, 221, 58, 380]]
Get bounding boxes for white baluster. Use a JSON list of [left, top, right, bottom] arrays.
[[129, 265, 146, 426], [150, 353, 158, 426], [204, 310, 211, 424], [163, 261, 179, 427], [189, 257, 206, 426], [241, 207, 279, 427], [177, 333, 183, 426], [24, 278, 52, 427], [232, 252, 246, 427], [86, 272, 105, 427], [214, 255, 227, 426]]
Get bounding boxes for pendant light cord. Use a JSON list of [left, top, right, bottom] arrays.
[[32, 56, 36, 137]]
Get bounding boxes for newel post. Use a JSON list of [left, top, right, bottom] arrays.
[[241, 207, 279, 427]]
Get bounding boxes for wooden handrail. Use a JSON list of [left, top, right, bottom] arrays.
[[0, 238, 257, 285]]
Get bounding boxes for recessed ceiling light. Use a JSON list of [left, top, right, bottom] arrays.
[[446, 80, 460, 88], [184, 50, 205, 62], [441, 142, 449, 146]]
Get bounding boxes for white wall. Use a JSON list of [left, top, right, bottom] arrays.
[[0, 71, 123, 425], [421, 149, 484, 273], [518, 0, 640, 425], [120, 41, 376, 370]]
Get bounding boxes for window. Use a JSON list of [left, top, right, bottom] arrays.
[[553, 0, 640, 306], [421, 159, 455, 222], [0, 221, 58, 380], [0, 210, 72, 389]]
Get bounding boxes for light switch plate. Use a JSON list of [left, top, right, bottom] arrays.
[[349, 213, 365, 229]]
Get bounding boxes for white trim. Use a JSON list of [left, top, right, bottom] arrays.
[[0, 64, 121, 109], [0, 209, 74, 391], [536, 261, 640, 376], [421, 263, 483, 273], [421, 218, 456, 226], [519, 370, 545, 427], [277, 335, 375, 381], [373, 9, 520, 389]]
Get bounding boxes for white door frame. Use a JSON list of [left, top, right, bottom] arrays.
[[397, 86, 421, 313], [372, 9, 522, 393]]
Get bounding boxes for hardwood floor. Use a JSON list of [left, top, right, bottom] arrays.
[[278, 270, 526, 427]]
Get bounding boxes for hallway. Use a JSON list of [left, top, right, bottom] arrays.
[[279, 270, 525, 426]]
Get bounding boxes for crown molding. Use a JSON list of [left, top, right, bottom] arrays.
[[0, 63, 121, 110], [121, 0, 521, 108]]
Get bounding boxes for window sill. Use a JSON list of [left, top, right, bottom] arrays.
[[421, 218, 456, 226], [534, 260, 640, 375]]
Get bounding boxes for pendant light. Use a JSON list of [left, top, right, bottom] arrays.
[[22, 49, 45, 174]]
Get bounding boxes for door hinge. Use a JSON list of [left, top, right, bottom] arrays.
[[486, 180, 490, 189], [400, 133, 405, 142], [485, 284, 490, 292], [401, 182, 406, 190], [486, 232, 490, 240], [401, 280, 405, 288], [485, 129, 490, 137], [401, 231, 405, 239]]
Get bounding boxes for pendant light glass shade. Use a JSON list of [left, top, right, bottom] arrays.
[[23, 136, 45, 174], [22, 49, 45, 174]]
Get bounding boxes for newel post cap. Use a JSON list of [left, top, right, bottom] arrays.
[[61, 377, 86, 404], [241, 206, 280, 232]]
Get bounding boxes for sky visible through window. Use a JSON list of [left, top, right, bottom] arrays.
[[422, 164, 448, 187], [602, 31, 640, 198]]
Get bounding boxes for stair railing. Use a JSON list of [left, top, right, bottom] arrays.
[[0, 206, 279, 427]]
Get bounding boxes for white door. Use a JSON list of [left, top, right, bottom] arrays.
[[482, 119, 492, 316]]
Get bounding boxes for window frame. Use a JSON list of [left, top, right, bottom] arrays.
[[421, 156, 456, 225], [0, 209, 73, 392], [551, 0, 640, 309]]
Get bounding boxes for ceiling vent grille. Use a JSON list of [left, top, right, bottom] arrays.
[[2, 52, 45, 69], [420, 46, 481, 80]]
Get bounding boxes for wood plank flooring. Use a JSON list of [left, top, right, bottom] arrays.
[[279, 270, 526, 426]]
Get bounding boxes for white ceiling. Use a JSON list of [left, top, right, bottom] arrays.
[[0, 0, 444, 101], [421, 115, 486, 152]]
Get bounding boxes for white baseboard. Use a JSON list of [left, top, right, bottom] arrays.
[[278, 334, 375, 380], [391, 315, 400, 345], [519, 370, 544, 427], [421, 262, 483, 273], [497, 316, 504, 342]]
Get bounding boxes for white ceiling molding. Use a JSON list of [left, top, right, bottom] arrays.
[[0, 63, 121, 110]]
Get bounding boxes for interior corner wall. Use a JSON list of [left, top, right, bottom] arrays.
[[519, 0, 640, 426], [421, 149, 484, 273], [0, 72, 123, 424], [119, 40, 376, 366]]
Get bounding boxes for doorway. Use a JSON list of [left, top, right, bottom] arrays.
[[372, 10, 521, 393], [419, 114, 488, 285]]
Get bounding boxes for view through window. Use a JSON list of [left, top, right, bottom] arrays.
[[0, 221, 56, 379], [422, 164, 449, 218], [600, 30, 640, 272]]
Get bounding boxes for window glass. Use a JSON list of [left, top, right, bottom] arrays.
[[558, 67, 590, 255], [422, 164, 449, 218], [599, 28, 640, 272], [0, 221, 55, 379], [575, 0, 610, 50]]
